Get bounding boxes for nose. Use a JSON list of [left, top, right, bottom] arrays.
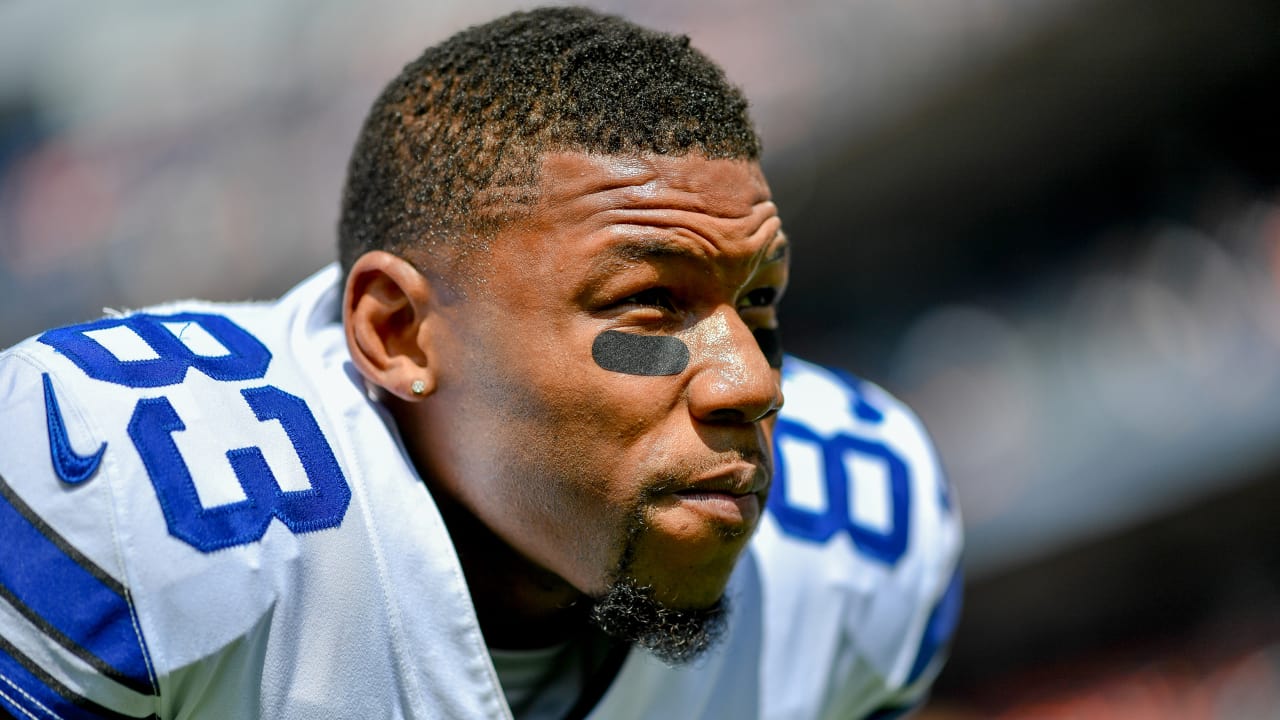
[[686, 310, 783, 425]]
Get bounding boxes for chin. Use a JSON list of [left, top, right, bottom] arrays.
[[654, 578, 732, 612], [613, 536, 749, 614], [588, 576, 730, 666], [625, 543, 747, 611]]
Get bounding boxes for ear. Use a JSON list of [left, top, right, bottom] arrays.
[[344, 251, 438, 401]]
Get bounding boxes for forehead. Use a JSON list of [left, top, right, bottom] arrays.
[[503, 151, 781, 266], [538, 151, 772, 214]]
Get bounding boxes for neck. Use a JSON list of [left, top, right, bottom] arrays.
[[387, 395, 594, 649], [430, 480, 593, 650]]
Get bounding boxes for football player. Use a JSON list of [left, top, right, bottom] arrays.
[[0, 8, 961, 719]]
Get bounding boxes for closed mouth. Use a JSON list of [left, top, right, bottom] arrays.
[[678, 460, 768, 497]]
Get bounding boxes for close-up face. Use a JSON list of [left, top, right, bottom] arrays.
[[417, 151, 789, 611]]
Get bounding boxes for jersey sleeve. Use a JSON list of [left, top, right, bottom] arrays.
[[0, 344, 162, 720], [757, 356, 963, 720]]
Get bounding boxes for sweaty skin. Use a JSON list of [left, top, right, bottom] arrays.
[[345, 151, 790, 649]]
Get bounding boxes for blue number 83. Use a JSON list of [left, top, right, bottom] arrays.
[[40, 312, 350, 552]]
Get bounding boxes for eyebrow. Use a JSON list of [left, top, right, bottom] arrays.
[[583, 237, 705, 282], [599, 232, 788, 266], [599, 236, 703, 265], [584, 232, 787, 286]]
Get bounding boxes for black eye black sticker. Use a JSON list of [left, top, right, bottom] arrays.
[[592, 331, 690, 376], [752, 328, 784, 369]]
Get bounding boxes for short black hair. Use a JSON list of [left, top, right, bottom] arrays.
[[337, 6, 761, 281]]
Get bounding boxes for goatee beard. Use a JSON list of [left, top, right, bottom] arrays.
[[588, 576, 729, 666]]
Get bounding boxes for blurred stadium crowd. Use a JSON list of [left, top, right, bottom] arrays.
[[2, 1, 1278, 716]]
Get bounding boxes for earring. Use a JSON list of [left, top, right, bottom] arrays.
[[410, 379, 427, 396]]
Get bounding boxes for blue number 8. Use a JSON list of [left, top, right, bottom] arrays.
[[40, 312, 351, 552], [769, 418, 911, 566]]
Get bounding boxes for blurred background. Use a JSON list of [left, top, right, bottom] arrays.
[[3, 0, 1279, 716]]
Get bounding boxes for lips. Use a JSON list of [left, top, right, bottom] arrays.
[[675, 461, 768, 497], [666, 461, 768, 527]]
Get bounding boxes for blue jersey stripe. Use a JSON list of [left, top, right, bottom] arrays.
[[0, 636, 152, 720], [0, 475, 157, 696], [905, 564, 964, 685]]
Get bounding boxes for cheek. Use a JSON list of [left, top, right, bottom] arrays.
[[466, 322, 698, 502]]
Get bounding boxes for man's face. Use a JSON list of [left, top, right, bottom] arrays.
[[419, 151, 787, 612]]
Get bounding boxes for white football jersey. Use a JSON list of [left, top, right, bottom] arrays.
[[0, 266, 962, 720]]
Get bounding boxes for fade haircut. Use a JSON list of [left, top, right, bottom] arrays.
[[337, 6, 761, 283]]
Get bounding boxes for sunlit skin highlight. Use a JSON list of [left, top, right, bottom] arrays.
[[344, 151, 790, 650]]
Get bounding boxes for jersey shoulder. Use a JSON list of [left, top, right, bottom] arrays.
[[0, 273, 359, 718], [757, 356, 963, 718], [0, 268, 517, 719]]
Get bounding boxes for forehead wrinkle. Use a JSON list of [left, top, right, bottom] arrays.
[[601, 188, 768, 221], [557, 188, 771, 232], [541, 170, 661, 214], [737, 216, 785, 283], [597, 209, 782, 284], [537, 154, 771, 222], [595, 190, 773, 224], [594, 198, 778, 256]]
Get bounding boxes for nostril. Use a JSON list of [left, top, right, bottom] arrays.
[[704, 407, 750, 425], [702, 394, 782, 425]]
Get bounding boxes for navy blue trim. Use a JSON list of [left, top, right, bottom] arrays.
[[0, 475, 157, 696], [42, 374, 106, 485], [905, 564, 964, 685], [0, 636, 152, 720], [866, 702, 917, 720]]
